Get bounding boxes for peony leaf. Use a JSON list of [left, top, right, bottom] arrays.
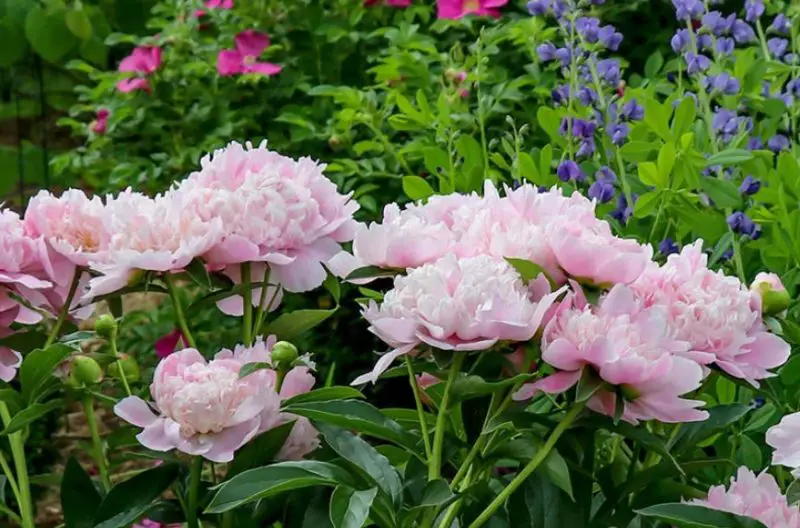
[[636, 503, 767, 528], [329, 486, 377, 528]]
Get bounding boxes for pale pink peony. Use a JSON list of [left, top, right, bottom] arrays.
[[514, 285, 709, 425], [688, 467, 800, 527], [631, 241, 790, 386], [115, 347, 281, 462], [437, 0, 508, 19], [217, 30, 282, 77], [752, 272, 787, 293], [0, 309, 22, 382], [353, 254, 564, 385], [766, 412, 800, 478], [24, 189, 110, 268], [84, 188, 223, 298], [179, 141, 358, 293]]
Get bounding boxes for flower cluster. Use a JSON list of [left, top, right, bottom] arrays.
[[115, 336, 319, 462]]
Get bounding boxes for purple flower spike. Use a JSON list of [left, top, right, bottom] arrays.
[[557, 160, 584, 182], [658, 238, 680, 256], [589, 180, 615, 203]]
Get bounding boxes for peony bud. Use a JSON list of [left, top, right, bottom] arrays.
[[109, 354, 141, 383], [94, 314, 117, 338], [271, 341, 299, 366], [71, 356, 104, 385], [751, 272, 790, 317]]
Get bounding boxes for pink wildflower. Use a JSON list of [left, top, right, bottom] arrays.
[[117, 46, 162, 93], [437, 0, 508, 19], [91, 109, 109, 135], [353, 254, 565, 385], [688, 467, 800, 527], [766, 412, 800, 478], [217, 30, 281, 77], [154, 329, 188, 359], [631, 241, 790, 386]]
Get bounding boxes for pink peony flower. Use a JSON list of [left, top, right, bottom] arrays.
[[179, 141, 358, 293], [117, 46, 162, 93], [217, 30, 282, 77], [688, 467, 800, 527], [115, 347, 282, 462], [353, 254, 565, 385], [751, 272, 790, 317], [752, 272, 786, 293], [215, 262, 283, 316], [766, 412, 800, 478], [631, 241, 790, 386], [92, 108, 109, 135], [515, 285, 709, 425], [84, 188, 224, 299], [437, 0, 508, 19], [0, 310, 22, 382]]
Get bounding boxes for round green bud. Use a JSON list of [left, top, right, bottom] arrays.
[[94, 314, 118, 338], [70, 356, 104, 385], [271, 341, 299, 366], [64, 372, 83, 389], [109, 354, 141, 383], [762, 289, 791, 317]]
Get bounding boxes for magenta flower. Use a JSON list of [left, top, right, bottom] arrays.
[[217, 30, 282, 77], [154, 329, 188, 359], [515, 285, 709, 425], [116, 46, 162, 93], [437, 0, 508, 19], [688, 467, 800, 526], [195, 0, 233, 21], [91, 108, 109, 135]]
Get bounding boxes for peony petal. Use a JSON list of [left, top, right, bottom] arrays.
[[352, 344, 415, 385], [115, 396, 159, 428]]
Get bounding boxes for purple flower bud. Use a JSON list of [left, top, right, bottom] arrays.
[[577, 138, 595, 158], [671, 29, 690, 53], [559, 117, 569, 136], [705, 73, 740, 95], [608, 123, 629, 145], [672, 0, 703, 21], [728, 211, 759, 237], [739, 175, 761, 195], [598, 25, 623, 51], [769, 14, 791, 35], [576, 17, 601, 42], [527, 0, 550, 15], [596, 166, 617, 182], [744, 0, 764, 23], [552, 84, 570, 105], [596, 59, 621, 85], [767, 38, 789, 58], [588, 180, 615, 203], [733, 20, 756, 43], [697, 34, 714, 51], [685, 52, 711, 75], [537, 42, 557, 61], [610, 193, 636, 224], [767, 134, 790, 152], [552, 0, 568, 18], [747, 136, 763, 150], [721, 247, 734, 261], [572, 118, 596, 138], [702, 11, 735, 36], [787, 79, 800, 97], [621, 99, 645, 121], [556, 160, 584, 182], [716, 37, 735, 55], [578, 87, 598, 106], [555, 47, 573, 67], [658, 238, 679, 256]]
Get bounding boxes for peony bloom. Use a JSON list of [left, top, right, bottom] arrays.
[[353, 254, 565, 385], [515, 285, 709, 425], [117, 46, 162, 93], [217, 30, 282, 77], [0, 310, 22, 382], [631, 241, 790, 386], [437, 0, 508, 19], [115, 347, 282, 462], [24, 189, 110, 268], [215, 262, 283, 316], [766, 412, 800, 478], [178, 141, 358, 293], [688, 467, 800, 527], [751, 272, 790, 317], [84, 188, 223, 299]]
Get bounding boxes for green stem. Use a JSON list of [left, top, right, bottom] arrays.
[[0, 404, 33, 528], [429, 354, 465, 481], [405, 356, 433, 462], [187, 456, 203, 528], [241, 262, 253, 347], [45, 268, 82, 348], [275, 369, 287, 393], [467, 403, 585, 528], [756, 19, 771, 61], [252, 267, 271, 338], [82, 394, 111, 491], [108, 329, 132, 397], [254, 283, 281, 338], [164, 274, 197, 349], [0, 451, 21, 511]]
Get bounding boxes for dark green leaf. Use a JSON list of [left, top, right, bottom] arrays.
[[706, 149, 753, 167], [282, 387, 365, 407], [25, 6, 77, 63], [317, 423, 402, 504], [0, 331, 47, 353], [575, 369, 604, 403], [20, 344, 73, 404], [206, 461, 354, 514], [239, 362, 272, 379], [672, 98, 697, 138], [227, 421, 296, 477], [283, 400, 419, 452], [62, 458, 100, 528], [329, 487, 377, 528], [672, 404, 750, 455], [263, 308, 337, 341], [346, 266, 401, 281], [2, 399, 63, 435], [636, 503, 767, 528], [0, 19, 26, 67], [450, 373, 536, 403], [184, 259, 213, 290], [507, 471, 584, 528], [709, 232, 734, 267], [323, 272, 341, 304], [408, 479, 456, 512], [700, 178, 742, 208], [65, 8, 92, 40], [505, 257, 549, 284], [93, 463, 180, 528]]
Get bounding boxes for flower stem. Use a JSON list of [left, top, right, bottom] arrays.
[[0, 403, 34, 528], [187, 456, 203, 528], [45, 268, 82, 348], [429, 354, 465, 481], [108, 327, 132, 397], [0, 451, 21, 514], [467, 403, 585, 528], [405, 356, 433, 462], [241, 262, 253, 346], [164, 273, 197, 349], [82, 394, 111, 491]]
